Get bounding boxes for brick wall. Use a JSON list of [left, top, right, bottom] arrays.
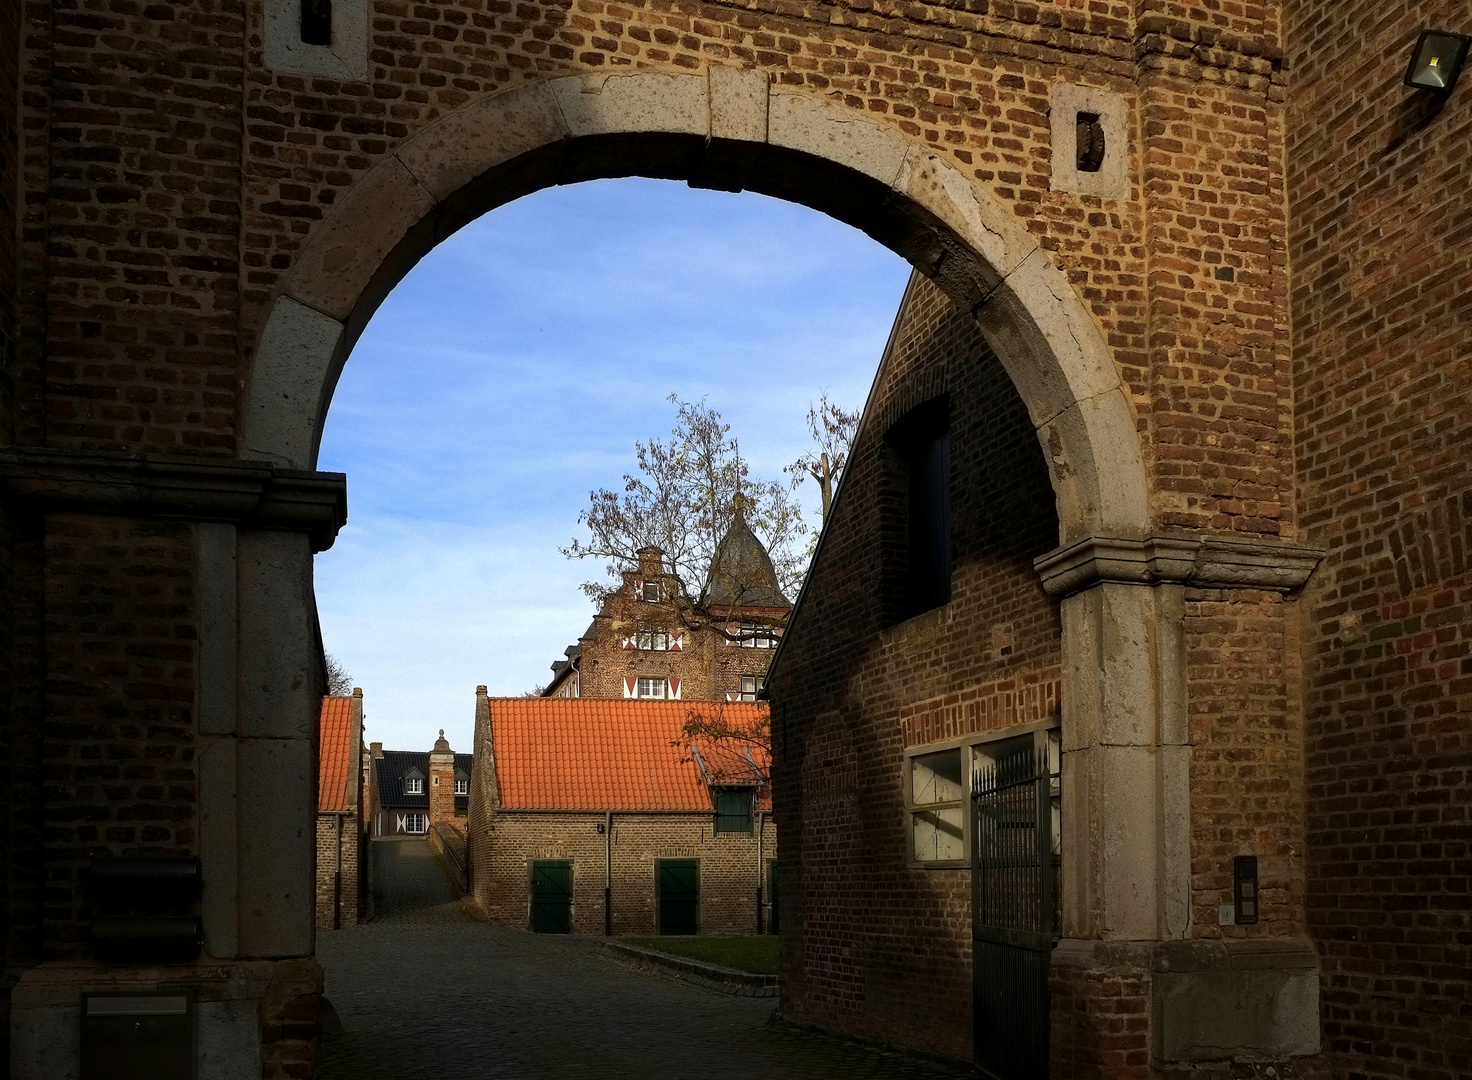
[[768, 275, 1063, 1062], [469, 809, 777, 936], [43, 514, 198, 958], [314, 812, 361, 929], [1285, 4, 1472, 1079]]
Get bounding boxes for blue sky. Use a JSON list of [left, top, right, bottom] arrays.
[[313, 177, 911, 753]]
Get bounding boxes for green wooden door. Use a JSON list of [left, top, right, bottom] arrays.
[[531, 861, 572, 933], [658, 859, 699, 935]]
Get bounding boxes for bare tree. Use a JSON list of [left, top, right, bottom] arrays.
[[786, 392, 861, 521], [562, 395, 809, 607], [324, 653, 354, 697]]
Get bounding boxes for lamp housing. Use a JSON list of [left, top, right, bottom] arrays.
[[1405, 29, 1471, 93]]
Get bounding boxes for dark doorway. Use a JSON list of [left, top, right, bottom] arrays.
[[657, 859, 699, 935], [531, 861, 572, 933]]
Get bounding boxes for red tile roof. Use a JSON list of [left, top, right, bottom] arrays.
[[486, 698, 771, 812], [318, 696, 356, 813]]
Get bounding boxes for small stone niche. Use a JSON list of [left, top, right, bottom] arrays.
[[264, 0, 369, 80], [1049, 83, 1129, 200]]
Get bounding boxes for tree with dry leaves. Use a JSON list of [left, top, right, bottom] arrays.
[[562, 395, 808, 610]]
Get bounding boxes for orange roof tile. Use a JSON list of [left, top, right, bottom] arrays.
[[486, 698, 771, 812], [318, 696, 356, 813]]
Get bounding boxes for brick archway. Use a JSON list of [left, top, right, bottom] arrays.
[[239, 71, 1149, 544]]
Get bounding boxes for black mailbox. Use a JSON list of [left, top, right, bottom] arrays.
[[81, 990, 195, 1080], [88, 857, 203, 962], [90, 857, 202, 905]]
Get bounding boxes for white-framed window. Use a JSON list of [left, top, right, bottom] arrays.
[[636, 676, 667, 699], [397, 813, 428, 834], [404, 776, 422, 795], [454, 777, 468, 796], [640, 579, 664, 602], [635, 621, 669, 651], [910, 749, 966, 865], [737, 622, 776, 648], [738, 675, 765, 701]]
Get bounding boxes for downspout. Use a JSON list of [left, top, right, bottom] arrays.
[[604, 810, 613, 936], [755, 808, 764, 935], [334, 813, 343, 930]]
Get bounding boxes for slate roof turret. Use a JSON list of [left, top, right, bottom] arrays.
[[702, 507, 791, 610]]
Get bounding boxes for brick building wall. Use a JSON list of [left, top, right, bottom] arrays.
[[768, 274, 1063, 1063], [314, 812, 361, 929], [1285, 5, 1472, 1079], [470, 811, 777, 936]]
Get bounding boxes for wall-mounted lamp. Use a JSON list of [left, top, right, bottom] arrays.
[[1404, 30, 1470, 93]]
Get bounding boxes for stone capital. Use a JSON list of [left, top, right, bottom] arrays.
[[1035, 533, 1324, 598], [0, 448, 347, 551]]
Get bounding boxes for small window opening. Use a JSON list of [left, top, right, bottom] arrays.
[[885, 398, 951, 621], [301, 0, 332, 46], [1076, 112, 1105, 173]]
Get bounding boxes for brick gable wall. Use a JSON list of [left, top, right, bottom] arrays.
[[768, 275, 1063, 1062], [1285, 4, 1472, 1079]]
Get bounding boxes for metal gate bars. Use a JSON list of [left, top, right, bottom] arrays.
[[972, 731, 1059, 1080]]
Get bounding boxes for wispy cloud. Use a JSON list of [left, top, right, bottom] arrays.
[[315, 177, 910, 753]]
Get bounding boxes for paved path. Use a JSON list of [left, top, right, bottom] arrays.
[[317, 839, 975, 1080]]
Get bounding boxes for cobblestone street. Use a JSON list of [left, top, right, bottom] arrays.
[[317, 839, 975, 1080]]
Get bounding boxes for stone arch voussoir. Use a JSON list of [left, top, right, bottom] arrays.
[[243, 69, 1149, 542]]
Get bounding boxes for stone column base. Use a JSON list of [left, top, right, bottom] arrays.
[[9, 957, 322, 1080], [1051, 938, 1321, 1080]]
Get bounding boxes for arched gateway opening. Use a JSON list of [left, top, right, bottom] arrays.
[[14, 68, 1324, 1080], [228, 69, 1164, 1076]]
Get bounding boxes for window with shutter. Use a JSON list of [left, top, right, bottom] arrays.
[[623, 677, 636, 698], [669, 677, 681, 700]]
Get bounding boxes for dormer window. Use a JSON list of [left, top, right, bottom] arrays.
[[402, 766, 425, 796], [454, 777, 468, 796], [713, 788, 755, 834]]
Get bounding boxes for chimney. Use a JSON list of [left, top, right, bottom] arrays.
[[369, 741, 383, 758], [636, 545, 665, 577]]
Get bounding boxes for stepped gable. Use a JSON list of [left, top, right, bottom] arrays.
[[702, 507, 791, 610]]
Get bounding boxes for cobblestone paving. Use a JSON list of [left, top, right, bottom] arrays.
[[317, 839, 976, 1080]]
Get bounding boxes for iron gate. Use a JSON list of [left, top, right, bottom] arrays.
[[972, 732, 1059, 1080]]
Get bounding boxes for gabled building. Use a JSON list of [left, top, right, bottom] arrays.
[[466, 691, 777, 936], [543, 512, 792, 703], [366, 732, 472, 837], [315, 691, 365, 930]]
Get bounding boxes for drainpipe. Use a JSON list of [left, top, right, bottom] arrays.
[[604, 810, 613, 936], [755, 808, 764, 935], [334, 813, 343, 930]]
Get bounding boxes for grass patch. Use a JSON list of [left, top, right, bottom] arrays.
[[621, 935, 780, 975]]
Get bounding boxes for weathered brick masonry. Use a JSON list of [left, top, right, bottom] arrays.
[[1286, 4, 1472, 1080], [769, 274, 1064, 1062], [0, 0, 1464, 1075]]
